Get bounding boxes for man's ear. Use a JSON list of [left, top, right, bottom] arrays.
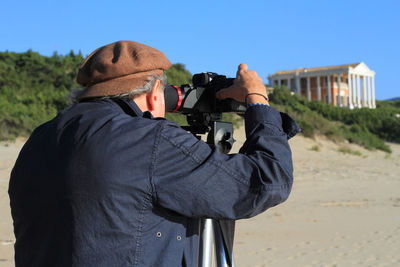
[[146, 80, 161, 111]]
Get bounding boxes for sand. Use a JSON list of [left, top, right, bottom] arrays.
[[232, 128, 400, 267], [1, 128, 400, 266]]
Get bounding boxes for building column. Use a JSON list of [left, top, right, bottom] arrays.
[[357, 75, 361, 107], [348, 73, 353, 109], [337, 74, 341, 107], [306, 76, 311, 101], [362, 76, 367, 107], [317, 76, 321, 101], [365, 76, 370, 108], [364, 76, 369, 107], [368, 76, 373, 108], [295, 75, 300, 95], [372, 75, 376, 108], [287, 78, 291, 91], [277, 79, 281, 87], [352, 74, 358, 108], [269, 78, 274, 87], [327, 75, 332, 104]]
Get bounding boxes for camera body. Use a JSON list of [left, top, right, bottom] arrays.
[[165, 72, 246, 116], [165, 72, 244, 151]]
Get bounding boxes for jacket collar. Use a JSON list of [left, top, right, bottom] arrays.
[[112, 98, 153, 119]]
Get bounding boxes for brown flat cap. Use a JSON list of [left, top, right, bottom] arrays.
[[77, 40, 171, 99]]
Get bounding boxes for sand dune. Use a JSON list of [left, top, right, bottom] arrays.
[[1, 128, 399, 266]]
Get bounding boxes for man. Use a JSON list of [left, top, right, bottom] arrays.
[[9, 40, 300, 266]]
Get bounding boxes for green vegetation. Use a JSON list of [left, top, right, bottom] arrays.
[[165, 63, 192, 85], [306, 99, 400, 144], [338, 146, 363, 157], [0, 50, 84, 140], [0, 51, 240, 138], [1, 50, 399, 154], [311, 145, 321, 152], [269, 86, 397, 153]]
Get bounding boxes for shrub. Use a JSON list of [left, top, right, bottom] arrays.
[[338, 146, 363, 157], [269, 87, 396, 153], [0, 53, 195, 139], [311, 145, 321, 152]]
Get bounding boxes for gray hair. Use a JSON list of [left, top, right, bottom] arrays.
[[70, 74, 167, 103]]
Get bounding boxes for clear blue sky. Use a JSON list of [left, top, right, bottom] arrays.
[[1, 0, 399, 100]]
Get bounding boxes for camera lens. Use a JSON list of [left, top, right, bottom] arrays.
[[164, 85, 183, 112]]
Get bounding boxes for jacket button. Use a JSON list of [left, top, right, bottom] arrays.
[[157, 232, 162, 238], [177, 235, 182, 241]]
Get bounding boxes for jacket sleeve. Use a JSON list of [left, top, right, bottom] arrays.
[[151, 105, 300, 220]]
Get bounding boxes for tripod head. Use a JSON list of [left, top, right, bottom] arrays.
[[182, 116, 235, 154]]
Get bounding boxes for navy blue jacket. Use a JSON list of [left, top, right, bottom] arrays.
[[9, 98, 300, 266]]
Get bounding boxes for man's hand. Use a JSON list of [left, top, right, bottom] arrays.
[[216, 63, 269, 106]]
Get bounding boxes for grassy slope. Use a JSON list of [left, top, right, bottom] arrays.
[[269, 87, 399, 153], [1, 51, 399, 153]]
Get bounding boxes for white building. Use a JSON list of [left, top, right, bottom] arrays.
[[268, 62, 376, 108]]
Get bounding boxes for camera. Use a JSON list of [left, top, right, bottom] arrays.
[[165, 72, 246, 114], [164, 72, 246, 152], [164, 72, 246, 130]]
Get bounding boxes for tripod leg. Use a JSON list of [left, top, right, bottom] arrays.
[[198, 121, 236, 266], [214, 220, 233, 267], [198, 218, 216, 267]]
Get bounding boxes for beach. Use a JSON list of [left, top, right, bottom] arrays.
[[232, 129, 400, 267], [1, 128, 399, 266]]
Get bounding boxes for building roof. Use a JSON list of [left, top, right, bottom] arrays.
[[272, 63, 361, 75]]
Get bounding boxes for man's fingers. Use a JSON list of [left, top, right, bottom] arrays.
[[238, 63, 248, 72], [236, 63, 248, 78], [217, 63, 252, 100], [216, 88, 228, 99]]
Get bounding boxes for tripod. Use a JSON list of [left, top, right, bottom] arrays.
[[184, 118, 236, 267]]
